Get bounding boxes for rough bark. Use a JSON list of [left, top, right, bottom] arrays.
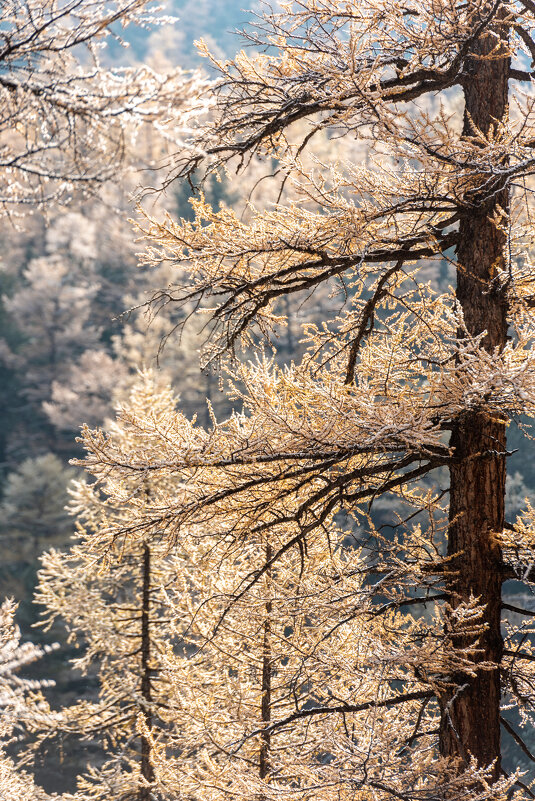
[[439, 20, 510, 781], [139, 543, 155, 801]]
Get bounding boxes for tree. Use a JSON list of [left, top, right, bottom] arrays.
[[67, 373, 503, 801], [124, 1, 535, 796], [0, 453, 76, 552], [113, 274, 231, 425], [2, 249, 105, 460], [0, 0, 203, 212], [43, 349, 128, 433], [0, 453, 77, 632], [35, 373, 191, 801], [0, 192, 152, 462], [0, 598, 57, 801], [6, 255, 101, 405]]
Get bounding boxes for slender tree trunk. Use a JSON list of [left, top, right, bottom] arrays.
[[283, 295, 295, 358], [259, 543, 272, 782], [204, 371, 214, 429], [140, 543, 155, 801], [439, 20, 509, 780]]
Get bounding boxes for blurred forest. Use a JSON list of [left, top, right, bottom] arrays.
[[0, 1, 258, 790], [0, 2, 253, 609], [1, 0, 534, 793]]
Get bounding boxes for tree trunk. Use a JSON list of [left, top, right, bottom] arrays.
[[259, 543, 272, 782], [140, 543, 155, 801], [439, 20, 509, 781]]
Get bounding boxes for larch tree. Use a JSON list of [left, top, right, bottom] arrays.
[[0, 598, 58, 801], [43, 349, 129, 434], [70, 371, 496, 801], [155, 516, 444, 801], [5, 254, 101, 406], [0, 198, 140, 458], [0, 453, 78, 632], [35, 373, 190, 801], [112, 274, 231, 425], [121, 0, 535, 796]]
